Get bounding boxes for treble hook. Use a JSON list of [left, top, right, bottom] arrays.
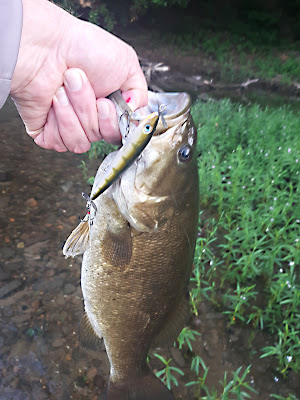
[[82, 192, 97, 212], [158, 104, 167, 128], [81, 192, 97, 225], [119, 110, 131, 138]]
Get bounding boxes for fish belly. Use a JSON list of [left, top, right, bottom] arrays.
[[81, 192, 197, 382]]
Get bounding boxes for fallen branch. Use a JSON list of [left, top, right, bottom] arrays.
[[185, 76, 259, 90]]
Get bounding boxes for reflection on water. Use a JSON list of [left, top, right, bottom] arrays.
[[0, 99, 299, 399]]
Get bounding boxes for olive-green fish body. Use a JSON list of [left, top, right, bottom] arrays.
[[63, 92, 199, 400]]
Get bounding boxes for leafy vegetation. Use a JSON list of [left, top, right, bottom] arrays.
[[187, 362, 257, 400], [191, 99, 299, 380], [154, 343, 257, 399]]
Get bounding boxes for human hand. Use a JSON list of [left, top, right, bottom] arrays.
[[10, 0, 147, 153]]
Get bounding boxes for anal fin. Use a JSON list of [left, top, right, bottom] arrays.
[[152, 295, 190, 348], [78, 312, 103, 351]]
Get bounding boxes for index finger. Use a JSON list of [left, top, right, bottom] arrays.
[[119, 46, 148, 111]]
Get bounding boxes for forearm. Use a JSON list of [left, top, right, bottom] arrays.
[[0, 0, 23, 108]]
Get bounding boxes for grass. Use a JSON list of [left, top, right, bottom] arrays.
[[191, 99, 300, 380], [155, 28, 300, 84]]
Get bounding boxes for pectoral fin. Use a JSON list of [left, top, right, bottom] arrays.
[[78, 312, 103, 351], [100, 196, 133, 268], [103, 220, 132, 268], [63, 219, 90, 258]]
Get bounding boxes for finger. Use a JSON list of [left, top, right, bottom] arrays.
[[121, 88, 148, 112], [120, 46, 148, 111], [53, 87, 91, 153], [34, 107, 68, 152], [64, 68, 101, 143], [97, 98, 121, 145]]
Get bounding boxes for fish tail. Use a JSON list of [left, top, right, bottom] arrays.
[[106, 372, 174, 400]]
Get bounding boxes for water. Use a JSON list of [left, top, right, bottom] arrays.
[[0, 98, 299, 399]]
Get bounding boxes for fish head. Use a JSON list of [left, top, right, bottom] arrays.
[[135, 115, 197, 198], [113, 92, 199, 232], [135, 94, 197, 198]]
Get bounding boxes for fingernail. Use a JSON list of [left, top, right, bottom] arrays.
[[127, 101, 135, 111], [55, 87, 69, 106], [64, 69, 83, 92], [98, 101, 110, 119]]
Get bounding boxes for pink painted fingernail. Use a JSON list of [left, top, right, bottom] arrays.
[[64, 69, 83, 92], [55, 87, 69, 106], [126, 96, 131, 103], [98, 101, 110, 119]]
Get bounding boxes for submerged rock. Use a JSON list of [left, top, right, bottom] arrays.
[[0, 280, 21, 299]]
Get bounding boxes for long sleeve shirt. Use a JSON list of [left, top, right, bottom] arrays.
[[0, 0, 23, 109]]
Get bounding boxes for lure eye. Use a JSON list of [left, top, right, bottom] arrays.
[[178, 145, 192, 162], [143, 123, 152, 134]]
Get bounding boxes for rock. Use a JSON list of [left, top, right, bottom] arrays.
[[170, 347, 186, 367], [0, 247, 15, 260], [61, 181, 73, 193], [0, 171, 12, 183], [0, 280, 21, 299], [0, 217, 8, 229], [25, 198, 38, 207], [24, 240, 49, 261], [68, 215, 78, 225], [203, 337, 215, 358], [0, 266, 10, 281], [63, 283, 76, 295], [33, 273, 66, 292], [17, 242, 24, 249], [87, 367, 98, 380], [93, 374, 105, 388], [0, 336, 4, 348], [52, 338, 65, 348], [209, 329, 219, 345], [3, 306, 13, 317]]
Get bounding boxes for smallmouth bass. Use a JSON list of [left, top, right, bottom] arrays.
[[63, 91, 199, 400]]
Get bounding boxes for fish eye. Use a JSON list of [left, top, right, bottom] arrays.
[[143, 123, 152, 134], [178, 145, 192, 162]]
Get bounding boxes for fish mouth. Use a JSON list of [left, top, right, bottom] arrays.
[[132, 92, 191, 134], [147, 92, 191, 119]]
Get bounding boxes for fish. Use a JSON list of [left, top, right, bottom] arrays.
[[63, 91, 199, 400]]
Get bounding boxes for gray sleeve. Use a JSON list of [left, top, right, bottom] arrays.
[[0, 0, 23, 109]]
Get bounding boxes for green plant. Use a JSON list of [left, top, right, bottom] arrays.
[[87, 141, 118, 160], [187, 360, 257, 400], [176, 327, 200, 351], [89, 2, 116, 31], [191, 99, 300, 377], [271, 394, 299, 400], [80, 161, 95, 185], [153, 354, 184, 390]]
